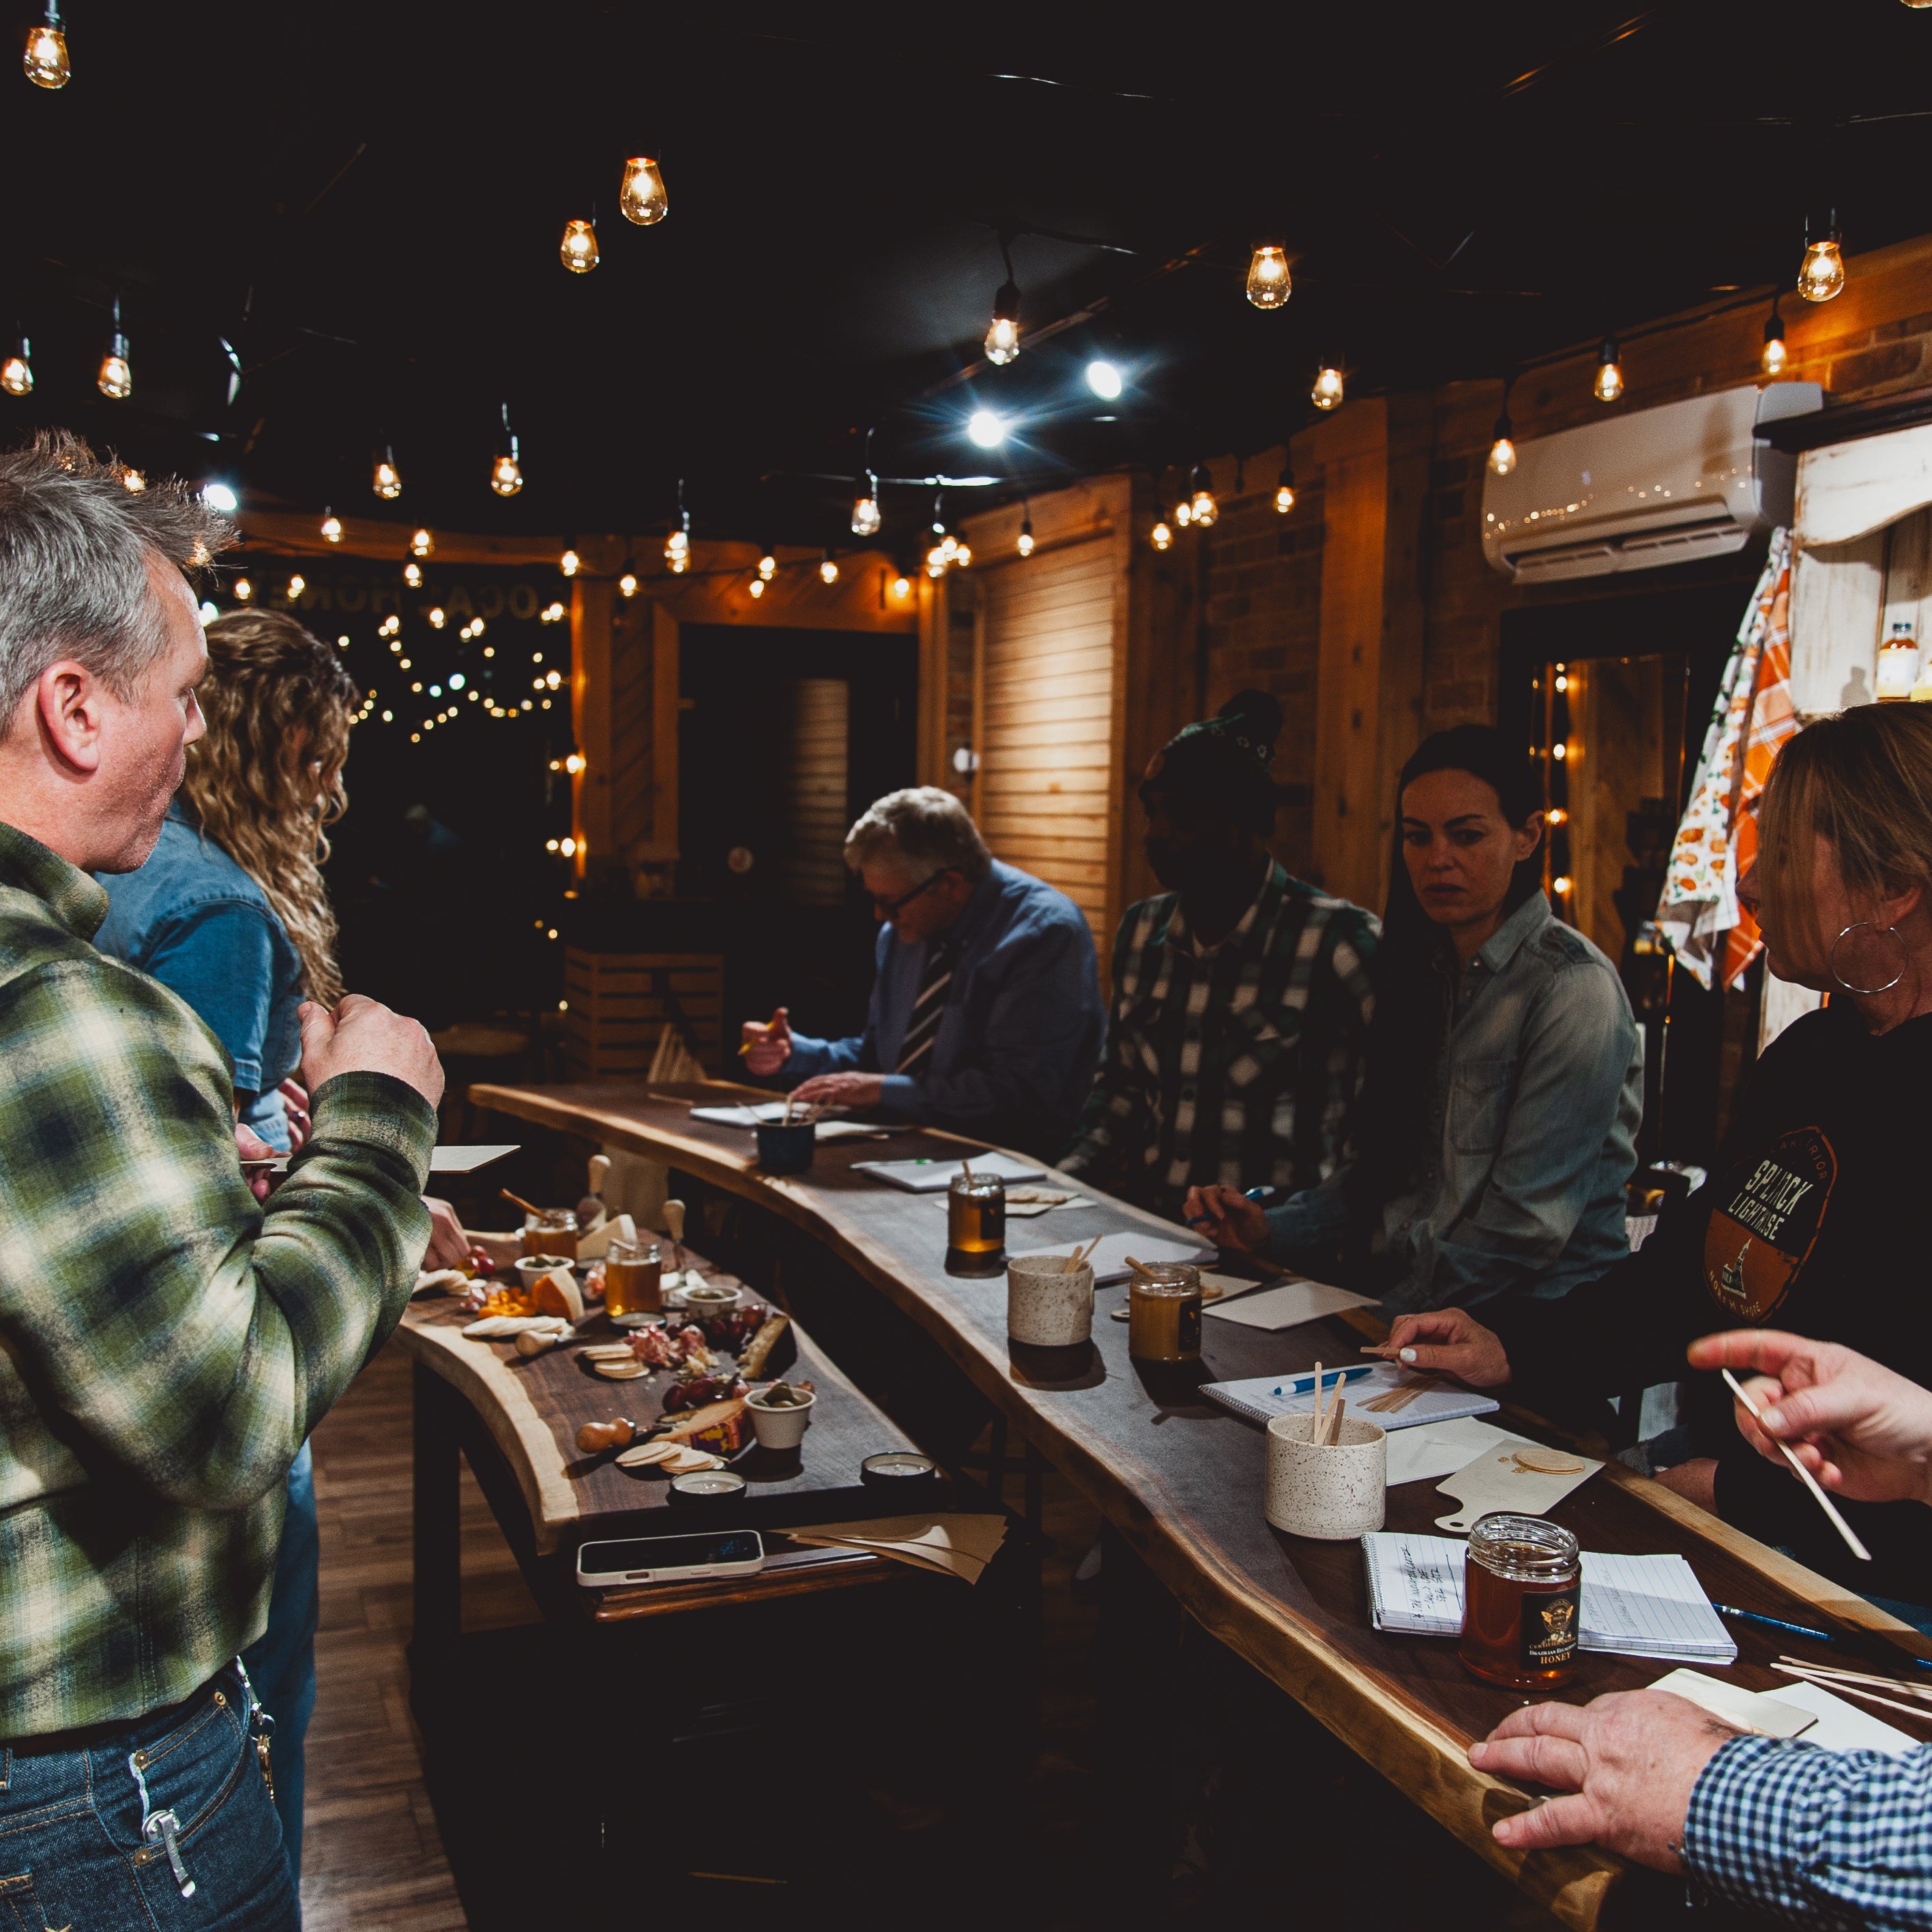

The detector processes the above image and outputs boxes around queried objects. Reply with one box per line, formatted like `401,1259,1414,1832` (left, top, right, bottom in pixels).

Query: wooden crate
560,950,726,1081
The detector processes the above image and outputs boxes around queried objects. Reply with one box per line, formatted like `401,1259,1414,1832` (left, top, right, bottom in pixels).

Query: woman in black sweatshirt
1382,702,1932,1614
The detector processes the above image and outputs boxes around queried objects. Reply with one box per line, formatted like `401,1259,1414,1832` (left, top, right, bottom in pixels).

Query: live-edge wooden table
463,1079,1932,1930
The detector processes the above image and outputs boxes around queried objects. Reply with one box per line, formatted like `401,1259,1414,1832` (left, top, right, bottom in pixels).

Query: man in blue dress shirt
741,787,1104,1160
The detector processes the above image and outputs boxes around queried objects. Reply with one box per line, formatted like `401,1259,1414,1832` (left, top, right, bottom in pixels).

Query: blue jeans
0,1664,297,1929
241,1444,318,1888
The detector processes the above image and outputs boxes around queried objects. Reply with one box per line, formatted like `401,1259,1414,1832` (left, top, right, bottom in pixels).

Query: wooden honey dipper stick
501,1186,547,1218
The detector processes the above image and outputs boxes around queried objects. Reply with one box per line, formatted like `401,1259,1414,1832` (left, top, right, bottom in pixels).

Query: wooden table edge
465,1081,1898,1925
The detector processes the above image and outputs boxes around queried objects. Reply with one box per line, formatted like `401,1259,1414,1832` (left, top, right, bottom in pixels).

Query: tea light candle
668,1469,747,1504
862,1450,939,1487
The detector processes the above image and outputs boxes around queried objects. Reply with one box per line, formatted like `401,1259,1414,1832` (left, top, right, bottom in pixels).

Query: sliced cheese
529,1266,584,1321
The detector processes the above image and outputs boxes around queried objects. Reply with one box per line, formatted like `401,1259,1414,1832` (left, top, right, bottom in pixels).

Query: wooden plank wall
976,536,1119,945
778,677,851,905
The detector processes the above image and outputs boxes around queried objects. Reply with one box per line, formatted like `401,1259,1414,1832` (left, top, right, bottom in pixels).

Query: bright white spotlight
201,481,239,514
1086,360,1123,399
967,410,1007,448
449,672,466,690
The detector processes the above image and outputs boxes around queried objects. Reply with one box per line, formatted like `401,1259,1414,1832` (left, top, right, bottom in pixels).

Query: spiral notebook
1361,1533,1737,1664
1202,1363,1499,1433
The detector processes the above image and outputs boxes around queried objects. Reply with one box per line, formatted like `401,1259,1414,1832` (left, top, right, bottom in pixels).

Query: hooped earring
1828,920,1909,995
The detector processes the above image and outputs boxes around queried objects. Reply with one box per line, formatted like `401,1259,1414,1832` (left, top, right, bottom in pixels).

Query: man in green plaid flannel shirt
0,435,440,1926
1062,690,1377,1222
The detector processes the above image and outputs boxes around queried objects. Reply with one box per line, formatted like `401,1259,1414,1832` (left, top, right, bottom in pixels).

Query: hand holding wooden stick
1723,1368,1872,1562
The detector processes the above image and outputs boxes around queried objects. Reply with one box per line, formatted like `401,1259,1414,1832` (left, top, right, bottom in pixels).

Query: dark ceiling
8,0,1930,561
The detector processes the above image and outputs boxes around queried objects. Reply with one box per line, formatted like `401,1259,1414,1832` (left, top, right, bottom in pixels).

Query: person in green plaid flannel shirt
0,434,442,1929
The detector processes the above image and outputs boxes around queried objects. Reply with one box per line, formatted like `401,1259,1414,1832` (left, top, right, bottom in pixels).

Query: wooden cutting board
1433,1437,1603,1534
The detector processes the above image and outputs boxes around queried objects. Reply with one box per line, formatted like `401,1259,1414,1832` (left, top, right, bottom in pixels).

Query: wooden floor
302,1338,537,1931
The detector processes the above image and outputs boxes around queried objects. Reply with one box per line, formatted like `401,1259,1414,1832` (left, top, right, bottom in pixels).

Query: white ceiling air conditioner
1481,381,1821,584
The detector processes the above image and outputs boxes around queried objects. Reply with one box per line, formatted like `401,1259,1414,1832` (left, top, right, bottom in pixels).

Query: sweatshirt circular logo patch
1703,1126,1835,1323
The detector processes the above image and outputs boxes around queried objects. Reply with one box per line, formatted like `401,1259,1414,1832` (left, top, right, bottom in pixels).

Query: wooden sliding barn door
975,536,1119,947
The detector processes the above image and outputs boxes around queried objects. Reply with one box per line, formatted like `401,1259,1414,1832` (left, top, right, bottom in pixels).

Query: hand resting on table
1375,1306,1512,1389
1468,1690,1735,1873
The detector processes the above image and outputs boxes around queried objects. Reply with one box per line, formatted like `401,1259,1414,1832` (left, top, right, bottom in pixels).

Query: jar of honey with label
1458,1513,1580,1689
1128,1264,1203,1363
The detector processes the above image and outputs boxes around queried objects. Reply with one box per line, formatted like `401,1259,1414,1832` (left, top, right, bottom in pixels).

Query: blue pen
1274,1364,1375,1398
1714,1602,1932,1671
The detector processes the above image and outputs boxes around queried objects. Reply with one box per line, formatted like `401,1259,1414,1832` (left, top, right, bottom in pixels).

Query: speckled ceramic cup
1265,1411,1387,1539
1006,1255,1094,1347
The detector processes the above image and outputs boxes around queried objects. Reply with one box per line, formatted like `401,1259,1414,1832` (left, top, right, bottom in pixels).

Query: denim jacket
95,804,307,1152
1264,892,1642,1314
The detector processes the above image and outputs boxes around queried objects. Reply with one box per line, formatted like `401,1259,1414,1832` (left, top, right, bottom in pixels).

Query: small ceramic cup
677,1283,741,1326
1264,1412,1388,1540
516,1255,574,1293
746,1386,816,1450
1006,1255,1095,1347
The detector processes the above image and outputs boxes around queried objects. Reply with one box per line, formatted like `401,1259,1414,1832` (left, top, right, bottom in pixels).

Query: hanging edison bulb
851,471,881,536
1797,225,1846,304
491,404,523,497
1017,511,1035,558
748,575,765,599
1594,336,1624,402
404,561,423,588
984,280,1021,365
411,528,434,557
1274,460,1296,515
373,446,402,499
97,298,131,400
1150,521,1173,552
820,552,839,585
758,550,776,581
1188,463,1218,528
1489,409,1517,475
561,548,581,577
121,468,145,492
559,218,598,273
619,155,669,225
23,3,68,87
287,573,307,601
664,528,688,573
1245,244,1291,309
1,335,30,396
619,570,639,598
1311,361,1345,411
1761,299,1788,375
321,508,343,544
1173,497,1192,528
234,577,252,601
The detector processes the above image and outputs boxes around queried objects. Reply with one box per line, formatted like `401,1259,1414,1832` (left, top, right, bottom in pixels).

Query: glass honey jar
1128,1263,1203,1363
520,1209,579,1263
1458,1513,1580,1689
945,1171,1006,1275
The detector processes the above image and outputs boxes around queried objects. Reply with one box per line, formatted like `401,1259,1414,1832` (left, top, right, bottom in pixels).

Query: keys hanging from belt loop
127,1751,196,1899
231,1655,276,1801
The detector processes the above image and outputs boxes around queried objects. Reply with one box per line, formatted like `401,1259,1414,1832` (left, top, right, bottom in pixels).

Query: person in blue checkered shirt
1471,1330,1932,1926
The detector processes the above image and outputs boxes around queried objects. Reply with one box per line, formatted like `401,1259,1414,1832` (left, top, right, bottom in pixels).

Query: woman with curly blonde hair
96,604,467,1897
101,608,353,1149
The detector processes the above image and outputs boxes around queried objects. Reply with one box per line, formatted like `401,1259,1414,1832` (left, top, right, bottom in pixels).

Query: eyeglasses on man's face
869,868,956,916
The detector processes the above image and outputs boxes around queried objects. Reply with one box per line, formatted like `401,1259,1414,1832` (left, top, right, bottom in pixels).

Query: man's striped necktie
896,937,958,1075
